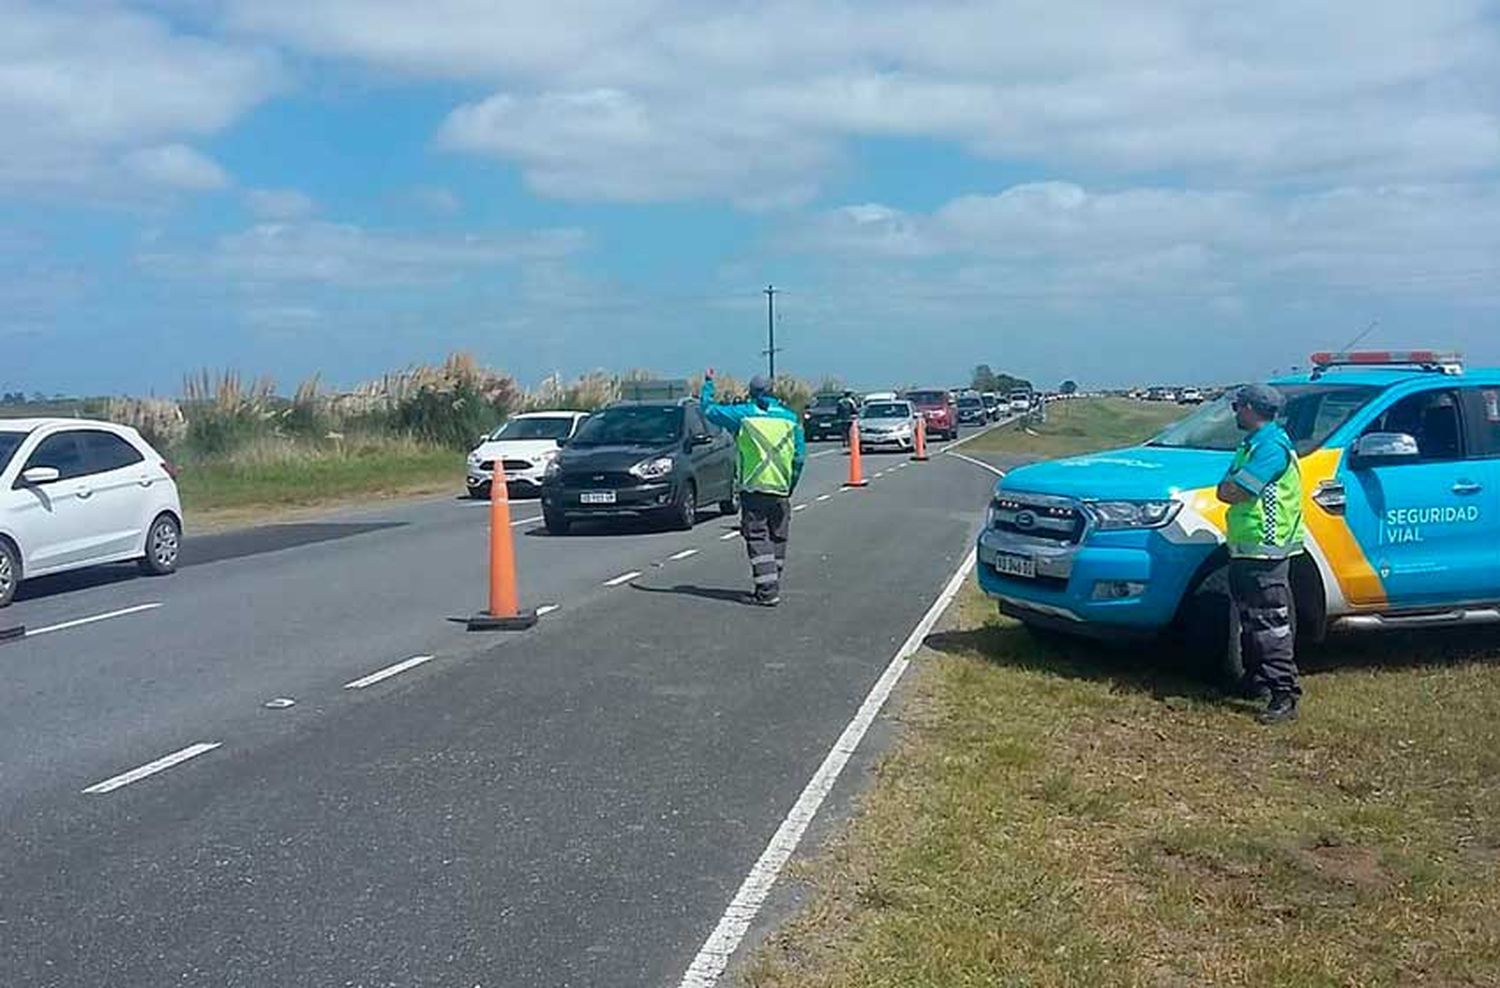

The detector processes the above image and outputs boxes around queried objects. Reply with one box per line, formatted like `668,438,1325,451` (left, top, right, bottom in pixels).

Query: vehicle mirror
690,434,715,448
21,466,61,485
555,437,570,448
1351,432,1419,465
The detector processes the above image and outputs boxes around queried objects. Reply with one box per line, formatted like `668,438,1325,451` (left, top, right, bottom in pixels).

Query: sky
3,0,1499,397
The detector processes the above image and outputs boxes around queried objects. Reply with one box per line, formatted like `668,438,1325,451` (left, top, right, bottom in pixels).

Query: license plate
993,551,1036,579
580,491,616,505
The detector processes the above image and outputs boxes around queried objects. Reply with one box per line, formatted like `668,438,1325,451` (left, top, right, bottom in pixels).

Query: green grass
744,396,1500,988
969,399,1189,458
176,444,462,523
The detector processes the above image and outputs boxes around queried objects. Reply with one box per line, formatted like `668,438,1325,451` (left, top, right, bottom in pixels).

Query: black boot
1258,692,1299,724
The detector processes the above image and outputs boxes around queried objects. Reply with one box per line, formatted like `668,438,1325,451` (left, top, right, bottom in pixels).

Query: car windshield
862,402,910,419
570,406,683,446
491,417,576,441
810,394,842,409
0,431,24,473
1148,384,1379,454
958,397,983,408
907,391,946,405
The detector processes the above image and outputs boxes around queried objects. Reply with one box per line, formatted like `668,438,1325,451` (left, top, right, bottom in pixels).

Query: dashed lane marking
82,742,223,795
343,654,435,690
668,549,700,561
604,571,642,587
25,603,163,638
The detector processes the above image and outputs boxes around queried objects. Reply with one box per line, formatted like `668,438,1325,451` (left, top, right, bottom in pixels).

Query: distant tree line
971,364,1033,395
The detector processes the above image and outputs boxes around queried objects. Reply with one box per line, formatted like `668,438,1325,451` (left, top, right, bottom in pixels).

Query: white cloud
228,0,1500,203
137,221,589,287
410,185,462,215
0,0,280,194
123,144,232,190
245,187,317,219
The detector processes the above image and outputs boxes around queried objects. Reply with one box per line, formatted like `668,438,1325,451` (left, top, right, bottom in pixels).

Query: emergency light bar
1309,350,1464,378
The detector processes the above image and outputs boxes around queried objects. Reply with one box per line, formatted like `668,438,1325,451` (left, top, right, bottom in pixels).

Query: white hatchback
466,411,590,498
0,419,183,608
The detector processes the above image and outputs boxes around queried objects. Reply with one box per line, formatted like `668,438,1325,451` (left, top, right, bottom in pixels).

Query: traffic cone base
467,610,539,631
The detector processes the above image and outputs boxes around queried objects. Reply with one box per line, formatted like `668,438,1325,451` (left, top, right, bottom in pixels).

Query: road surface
0,431,1005,987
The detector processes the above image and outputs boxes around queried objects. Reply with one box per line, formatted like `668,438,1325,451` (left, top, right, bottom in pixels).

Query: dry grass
969,399,1189,459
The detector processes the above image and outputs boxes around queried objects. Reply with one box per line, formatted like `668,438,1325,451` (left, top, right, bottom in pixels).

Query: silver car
857,400,917,452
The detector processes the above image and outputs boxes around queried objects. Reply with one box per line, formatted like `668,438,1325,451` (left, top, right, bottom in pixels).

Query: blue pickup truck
977,351,1500,666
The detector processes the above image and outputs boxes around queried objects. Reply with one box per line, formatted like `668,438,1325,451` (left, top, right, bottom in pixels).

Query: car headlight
544,458,562,479
1086,500,1182,530
467,451,482,466
629,456,675,480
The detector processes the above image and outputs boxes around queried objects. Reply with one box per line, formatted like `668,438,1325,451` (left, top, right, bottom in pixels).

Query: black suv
803,392,850,442
540,400,738,534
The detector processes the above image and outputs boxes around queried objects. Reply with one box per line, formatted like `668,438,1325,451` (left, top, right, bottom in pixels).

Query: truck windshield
571,406,683,446
1148,384,1379,454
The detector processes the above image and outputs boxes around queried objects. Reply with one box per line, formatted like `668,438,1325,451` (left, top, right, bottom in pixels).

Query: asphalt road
0,428,1005,987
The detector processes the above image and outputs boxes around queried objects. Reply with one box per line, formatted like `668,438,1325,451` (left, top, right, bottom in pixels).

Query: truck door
1337,386,1498,608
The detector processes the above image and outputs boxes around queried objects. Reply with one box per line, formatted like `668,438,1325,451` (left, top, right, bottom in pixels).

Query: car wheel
672,481,698,531
719,488,739,517
468,484,490,500
543,509,571,536
1173,565,1243,685
0,538,19,608
138,513,181,576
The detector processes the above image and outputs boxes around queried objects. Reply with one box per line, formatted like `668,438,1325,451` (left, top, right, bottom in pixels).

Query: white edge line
720,531,741,541
677,550,978,988
604,571,642,587
27,602,163,638
342,654,435,690
536,604,561,617
945,450,1007,477
669,549,700,561
82,741,222,795
792,504,808,513
511,514,542,528
816,494,832,502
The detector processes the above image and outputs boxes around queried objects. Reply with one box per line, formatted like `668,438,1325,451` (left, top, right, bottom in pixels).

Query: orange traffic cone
467,460,540,630
912,415,930,461
845,422,870,488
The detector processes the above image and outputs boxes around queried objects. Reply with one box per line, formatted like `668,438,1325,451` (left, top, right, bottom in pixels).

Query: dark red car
905,389,958,441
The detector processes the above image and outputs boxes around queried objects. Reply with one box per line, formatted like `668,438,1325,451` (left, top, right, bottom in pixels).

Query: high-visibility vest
1226,429,1305,559
737,415,797,496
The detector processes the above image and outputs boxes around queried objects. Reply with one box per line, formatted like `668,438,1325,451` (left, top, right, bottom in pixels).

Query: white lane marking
677,551,978,988
896,462,909,470
669,549,700,561
945,450,1007,477
720,531,741,541
808,449,841,460
604,571,642,587
342,654,435,690
816,494,832,502
82,742,222,795
793,504,808,513
512,515,542,528
874,471,886,479
537,604,561,617
26,603,163,638
939,416,1013,455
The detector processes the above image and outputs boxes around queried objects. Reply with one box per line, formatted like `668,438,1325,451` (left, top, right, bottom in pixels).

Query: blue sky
3,0,1499,397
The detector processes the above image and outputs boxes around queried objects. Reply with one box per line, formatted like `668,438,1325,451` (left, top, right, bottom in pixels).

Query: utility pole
763,284,780,380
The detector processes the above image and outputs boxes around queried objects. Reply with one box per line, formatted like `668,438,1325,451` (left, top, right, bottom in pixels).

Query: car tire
719,489,739,517
468,484,490,500
0,538,19,609
138,513,181,577
1174,565,1243,685
543,509,571,536
671,481,698,531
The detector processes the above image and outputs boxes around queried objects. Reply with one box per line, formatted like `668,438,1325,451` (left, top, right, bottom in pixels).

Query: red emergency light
1309,350,1463,377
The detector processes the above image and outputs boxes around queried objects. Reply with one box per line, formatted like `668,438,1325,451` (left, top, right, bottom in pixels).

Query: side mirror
1351,432,1419,465
690,434,715,448
21,466,61,486
555,437,570,448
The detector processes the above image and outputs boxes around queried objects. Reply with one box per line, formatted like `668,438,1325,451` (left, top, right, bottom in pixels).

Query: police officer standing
700,370,807,607
1216,384,1304,723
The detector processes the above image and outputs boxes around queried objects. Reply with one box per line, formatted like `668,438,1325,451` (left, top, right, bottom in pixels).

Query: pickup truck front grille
990,494,1085,544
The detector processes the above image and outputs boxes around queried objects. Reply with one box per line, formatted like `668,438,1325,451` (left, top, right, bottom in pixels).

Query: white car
466,411,589,499
0,419,183,608
863,391,898,404
1008,391,1033,412
857,400,918,452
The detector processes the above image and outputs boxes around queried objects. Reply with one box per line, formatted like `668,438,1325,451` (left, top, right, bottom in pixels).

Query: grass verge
969,399,1188,458
745,592,1500,987
176,444,462,530
745,396,1500,988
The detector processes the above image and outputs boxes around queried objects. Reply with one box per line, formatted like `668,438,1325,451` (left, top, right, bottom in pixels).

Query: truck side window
1461,388,1500,458
1364,389,1465,462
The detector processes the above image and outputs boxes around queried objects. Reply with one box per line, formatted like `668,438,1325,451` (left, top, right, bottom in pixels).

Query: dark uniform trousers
741,492,791,598
1229,557,1301,697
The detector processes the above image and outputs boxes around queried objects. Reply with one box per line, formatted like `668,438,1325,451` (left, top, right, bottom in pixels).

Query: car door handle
73,485,93,499
1452,480,1484,495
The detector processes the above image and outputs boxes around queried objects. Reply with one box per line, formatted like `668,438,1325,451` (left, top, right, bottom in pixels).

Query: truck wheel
1174,565,1244,685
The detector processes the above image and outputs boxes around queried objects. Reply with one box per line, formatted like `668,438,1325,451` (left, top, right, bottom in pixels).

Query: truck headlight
1087,500,1182,530
630,456,675,480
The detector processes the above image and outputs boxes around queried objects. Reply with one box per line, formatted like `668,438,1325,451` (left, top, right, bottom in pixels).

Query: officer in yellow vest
701,370,807,607
1216,384,1304,724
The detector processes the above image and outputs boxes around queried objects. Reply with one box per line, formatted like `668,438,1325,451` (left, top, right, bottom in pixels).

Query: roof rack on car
1308,350,1464,379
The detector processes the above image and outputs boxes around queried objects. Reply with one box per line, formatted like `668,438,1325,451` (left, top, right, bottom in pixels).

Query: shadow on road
630,583,755,606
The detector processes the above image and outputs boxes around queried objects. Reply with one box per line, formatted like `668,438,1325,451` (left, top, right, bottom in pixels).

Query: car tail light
160,459,179,479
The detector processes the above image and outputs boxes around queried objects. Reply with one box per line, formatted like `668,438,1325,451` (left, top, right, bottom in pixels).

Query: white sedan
857,400,918,452
466,411,590,499
0,419,183,608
